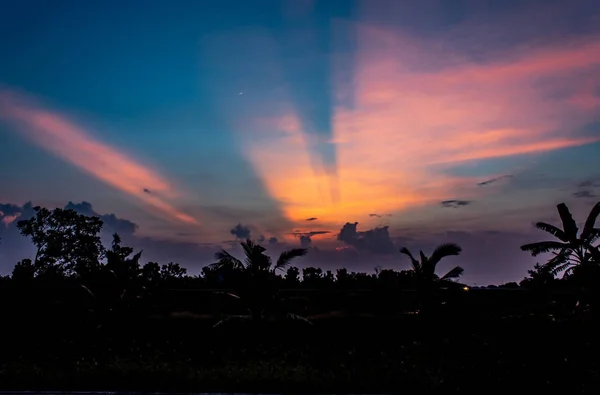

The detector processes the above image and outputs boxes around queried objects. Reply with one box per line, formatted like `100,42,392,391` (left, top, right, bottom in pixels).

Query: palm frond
79,284,96,299
213,314,251,328
429,243,462,266
440,265,464,280
520,241,570,256
275,248,308,271
213,249,244,270
212,291,242,300
534,222,568,242
589,245,600,263
557,203,578,242
544,251,570,275
286,313,313,325
400,247,420,272
582,202,600,241
550,261,574,276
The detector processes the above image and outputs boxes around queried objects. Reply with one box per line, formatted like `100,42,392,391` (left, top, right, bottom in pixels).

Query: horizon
1,0,600,285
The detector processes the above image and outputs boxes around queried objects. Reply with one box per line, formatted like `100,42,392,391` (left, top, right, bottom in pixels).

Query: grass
1,312,600,393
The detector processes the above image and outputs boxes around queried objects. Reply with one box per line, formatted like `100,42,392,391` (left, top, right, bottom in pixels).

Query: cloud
268,236,278,245
305,217,318,221
477,175,514,186
337,222,396,254
291,230,331,237
64,201,138,237
573,190,597,199
440,200,472,209
299,235,312,248
229,223,252,240
229,12,600,230
0,89,198,225
369,213,392,218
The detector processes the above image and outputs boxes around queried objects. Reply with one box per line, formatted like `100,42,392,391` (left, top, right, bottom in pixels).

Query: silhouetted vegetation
0,202,599,392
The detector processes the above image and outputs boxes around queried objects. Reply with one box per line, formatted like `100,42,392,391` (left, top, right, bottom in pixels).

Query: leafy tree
284,266,300,286
519,263,556,289
142,262,161,285
160,262,187,280
105,233,142,283
302,267,323,287
520,202,600,277
11,259,35,283
16,206,104,279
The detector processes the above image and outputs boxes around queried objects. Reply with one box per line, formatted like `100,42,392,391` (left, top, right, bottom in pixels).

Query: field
1,286,599,393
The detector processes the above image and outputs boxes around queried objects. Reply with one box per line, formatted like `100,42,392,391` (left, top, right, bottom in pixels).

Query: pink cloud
0,89,199,226
1,213,21,228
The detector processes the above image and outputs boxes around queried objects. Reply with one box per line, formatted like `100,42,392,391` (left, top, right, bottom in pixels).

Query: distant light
463,286,470,291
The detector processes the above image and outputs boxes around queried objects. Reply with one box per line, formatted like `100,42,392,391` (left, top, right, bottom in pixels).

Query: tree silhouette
520,202,600,276
16,206,104,279
209,238,307,275
400,243,464,283
208,239,308,324
400,243,463,313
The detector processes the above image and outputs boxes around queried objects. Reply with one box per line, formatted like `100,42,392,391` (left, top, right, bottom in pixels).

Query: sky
1,0,600,285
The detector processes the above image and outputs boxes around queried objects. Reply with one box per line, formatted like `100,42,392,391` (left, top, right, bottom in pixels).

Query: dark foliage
1,201,600,392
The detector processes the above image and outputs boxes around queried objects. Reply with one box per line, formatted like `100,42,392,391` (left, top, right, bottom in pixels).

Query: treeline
0,202,599,320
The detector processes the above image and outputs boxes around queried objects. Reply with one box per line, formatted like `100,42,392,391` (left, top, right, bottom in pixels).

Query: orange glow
239,23,600,229
0,90,199,226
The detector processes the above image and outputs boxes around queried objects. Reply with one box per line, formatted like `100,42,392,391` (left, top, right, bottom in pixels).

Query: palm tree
208,238,307,276
400,243,464,313
400,243,464,283
207,239,308,325
520,202,600,277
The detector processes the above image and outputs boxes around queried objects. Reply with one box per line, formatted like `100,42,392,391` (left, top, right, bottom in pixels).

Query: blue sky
1,0,599,284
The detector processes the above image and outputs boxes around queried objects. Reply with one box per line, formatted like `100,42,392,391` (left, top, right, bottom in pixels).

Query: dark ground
1,287,599,393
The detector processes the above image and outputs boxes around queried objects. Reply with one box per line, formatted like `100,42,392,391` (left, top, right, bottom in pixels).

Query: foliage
399,243,464,284
520,202,600,277
16,206,105,279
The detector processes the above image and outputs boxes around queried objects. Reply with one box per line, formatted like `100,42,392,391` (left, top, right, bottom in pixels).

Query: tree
399,243,464,284
16,206,104,279
520,202,600,277
105,233,142,283
399,243,463,313
284,266,300,286
208,239,308,323
11,259,35,283
209,239,307,276
160,262,187,281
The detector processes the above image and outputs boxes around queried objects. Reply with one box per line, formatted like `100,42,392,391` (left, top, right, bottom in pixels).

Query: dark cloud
229,223,251,240
299,235,312,248
143,188,151,194
369,213,392,218
577,178,600,188
290,230,331,249
268,236,278,245
440,200,471,208
573,190,597,199
64,201,138,237
337,222,396,254
305,217,318,221
477,174,513,186
291,230,330,236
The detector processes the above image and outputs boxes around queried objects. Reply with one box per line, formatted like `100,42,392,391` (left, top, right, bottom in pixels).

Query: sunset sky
1,0,599,285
